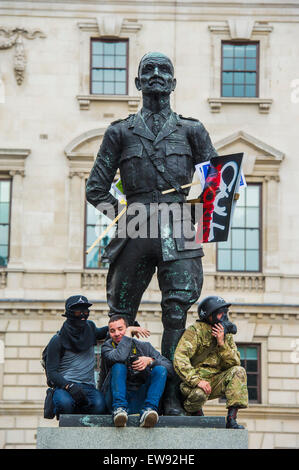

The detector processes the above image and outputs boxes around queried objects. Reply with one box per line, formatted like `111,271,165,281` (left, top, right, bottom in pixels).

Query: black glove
66,383,88,406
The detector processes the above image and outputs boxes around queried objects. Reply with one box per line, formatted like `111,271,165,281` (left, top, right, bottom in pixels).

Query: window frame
236,342,261,404
90,38,129,96
221,41,260,98
216,182,263,273
0,178,12,267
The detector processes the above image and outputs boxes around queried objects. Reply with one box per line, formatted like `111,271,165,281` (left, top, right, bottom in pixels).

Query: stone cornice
0,148,30,174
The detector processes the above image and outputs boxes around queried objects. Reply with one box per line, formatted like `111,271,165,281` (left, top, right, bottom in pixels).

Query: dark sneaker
139,409,159,428
113,408,128,427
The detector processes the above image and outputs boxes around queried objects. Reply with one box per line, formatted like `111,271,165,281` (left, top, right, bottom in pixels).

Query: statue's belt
126,191,186,205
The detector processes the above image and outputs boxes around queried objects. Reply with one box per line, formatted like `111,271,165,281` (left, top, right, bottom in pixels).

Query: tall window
85,200,115,269
217,184,262,272
237,343,261,403
0,180,11,266
90,39,128,95
221,42,259,97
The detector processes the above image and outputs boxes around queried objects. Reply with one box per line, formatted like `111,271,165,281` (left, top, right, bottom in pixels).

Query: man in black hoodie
46,295,108,416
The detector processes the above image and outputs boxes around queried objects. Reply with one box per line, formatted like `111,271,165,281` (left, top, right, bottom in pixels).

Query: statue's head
135,52,176,96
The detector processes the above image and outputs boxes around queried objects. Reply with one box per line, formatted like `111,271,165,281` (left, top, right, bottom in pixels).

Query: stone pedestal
36,415,248,449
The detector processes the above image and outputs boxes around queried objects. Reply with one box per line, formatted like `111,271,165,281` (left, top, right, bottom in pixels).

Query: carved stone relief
0,27,46,85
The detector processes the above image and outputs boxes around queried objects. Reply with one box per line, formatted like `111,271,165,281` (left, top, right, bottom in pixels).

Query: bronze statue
86,52,218,415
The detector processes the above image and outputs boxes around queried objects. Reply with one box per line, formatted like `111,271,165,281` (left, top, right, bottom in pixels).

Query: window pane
115,82,126,94
115,55,126,68
0,225,8,244
245,85,256,97
223,58,233,70
103,42,115,55
103,82,114,94
246,229,259,249
247,374,257,387
247,360,258,372
223,44,234,57
115,42,126,55
92,69,103,81
86,249,100,269
0,182,10,203
246,45,257,58
92,55,103,68
235,58,244,70
222,84,233,96
92,41,103,54
232,229,245,249
234,85,244,97
232,250,245,270
246,250,259,271
104,55,114,67
86,203,99,225
104,69,114,81
238,346,245,359
91,82,103,94
0,244,8,259
246,72,256,85
232,207,245,227
235,45,245,57
218,250,231,270
223,72,233,84
115,69,126,82
246,207,259,227
245,59,256,71
246,347,258,360
248,388,258,401
234,72,245,84
246,185,259,206
238,189,245,206
0,202,9,223
86,225,97,246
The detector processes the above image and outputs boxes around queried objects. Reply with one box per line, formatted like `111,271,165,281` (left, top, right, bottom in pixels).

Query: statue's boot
226,407,245,429
161,328,186,416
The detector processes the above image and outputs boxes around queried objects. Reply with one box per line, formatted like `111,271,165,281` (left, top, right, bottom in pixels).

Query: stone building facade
0,0,298,449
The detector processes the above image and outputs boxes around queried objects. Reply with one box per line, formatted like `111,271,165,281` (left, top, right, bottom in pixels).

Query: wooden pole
161,181,201,194
85,206,127,255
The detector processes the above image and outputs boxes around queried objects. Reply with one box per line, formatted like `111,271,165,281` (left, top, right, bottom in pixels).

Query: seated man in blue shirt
46,295,108,417
100,314,175,428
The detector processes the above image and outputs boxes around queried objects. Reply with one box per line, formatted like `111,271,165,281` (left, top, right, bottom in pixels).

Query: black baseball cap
65,295,93,311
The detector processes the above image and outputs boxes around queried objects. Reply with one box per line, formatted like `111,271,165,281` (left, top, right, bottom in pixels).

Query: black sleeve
46,335,68,389
86,124,122,220
101,336,133,366
95,325,109,341
189,121,218,165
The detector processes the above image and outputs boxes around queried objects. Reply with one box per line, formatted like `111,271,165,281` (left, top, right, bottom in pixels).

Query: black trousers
106,236,203,359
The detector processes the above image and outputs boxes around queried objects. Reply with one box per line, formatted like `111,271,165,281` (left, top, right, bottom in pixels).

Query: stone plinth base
37,415,248,449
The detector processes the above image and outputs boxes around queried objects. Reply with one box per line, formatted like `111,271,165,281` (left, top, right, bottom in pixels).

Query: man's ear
171,78,177,92
135,76,141,91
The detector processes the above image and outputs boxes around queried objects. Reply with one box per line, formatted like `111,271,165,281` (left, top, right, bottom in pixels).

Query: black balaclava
206,306,237,335
60,295,95,352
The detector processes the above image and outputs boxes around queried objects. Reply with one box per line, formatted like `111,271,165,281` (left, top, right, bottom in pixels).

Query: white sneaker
139,409,159,428
113,408,128,427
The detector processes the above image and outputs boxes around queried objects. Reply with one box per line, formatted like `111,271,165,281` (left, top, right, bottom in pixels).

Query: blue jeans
105,363,168,414
53,383,106,416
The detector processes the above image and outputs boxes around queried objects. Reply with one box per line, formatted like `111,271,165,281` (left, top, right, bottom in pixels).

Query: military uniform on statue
86,52,218,415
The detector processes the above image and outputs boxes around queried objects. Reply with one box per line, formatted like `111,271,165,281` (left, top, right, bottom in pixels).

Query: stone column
264,176,281,296
6,170,25,295
65,171,85,290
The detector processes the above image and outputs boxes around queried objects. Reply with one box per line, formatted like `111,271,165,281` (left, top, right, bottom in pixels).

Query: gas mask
208,307,237,335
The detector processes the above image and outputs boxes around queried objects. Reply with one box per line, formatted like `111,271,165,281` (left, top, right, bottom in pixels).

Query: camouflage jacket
173,321,240,387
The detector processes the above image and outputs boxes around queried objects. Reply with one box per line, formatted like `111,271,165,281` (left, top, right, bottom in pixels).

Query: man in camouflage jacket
173,297,248,428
